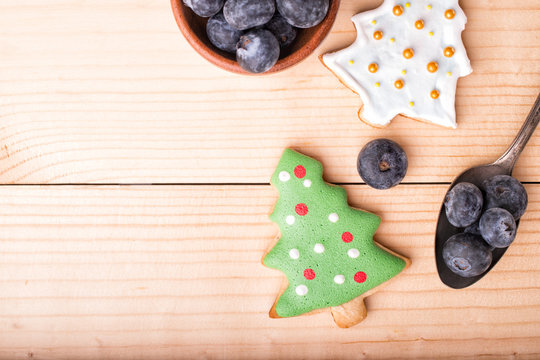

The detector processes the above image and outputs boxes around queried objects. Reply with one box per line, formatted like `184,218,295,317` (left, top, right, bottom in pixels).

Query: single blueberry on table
357,139,408,190
442,233,492,278
276,0,329,28
265,14,297,48
207,12,244,53
444,182,483,228
223,0,275,30
479,207,517,248
236,29,280,73
482,175,528,220
183,0,224,18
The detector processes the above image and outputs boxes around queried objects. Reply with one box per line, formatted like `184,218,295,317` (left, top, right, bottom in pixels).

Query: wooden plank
0,184,539,358
0,0,539,183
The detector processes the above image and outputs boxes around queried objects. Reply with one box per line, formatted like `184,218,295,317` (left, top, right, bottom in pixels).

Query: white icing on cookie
289,248,300,259
303,179,312,188
328,213,339,223
314,243,325,253
334,274,345,284
322,0,472,128
286,215,295,225
296,284,308,296
348,248,360,258
279,171,290,182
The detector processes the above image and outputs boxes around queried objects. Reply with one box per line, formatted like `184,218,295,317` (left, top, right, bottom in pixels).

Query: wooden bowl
171,0,340,75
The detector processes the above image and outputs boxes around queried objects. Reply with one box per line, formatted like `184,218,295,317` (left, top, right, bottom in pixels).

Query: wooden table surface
1,0,539,358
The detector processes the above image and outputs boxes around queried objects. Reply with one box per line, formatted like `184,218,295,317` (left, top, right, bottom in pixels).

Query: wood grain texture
0,0,539,183
0,185,539,359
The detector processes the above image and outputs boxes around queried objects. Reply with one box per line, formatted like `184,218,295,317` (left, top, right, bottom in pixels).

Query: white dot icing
328,213,339,223
314,243,325,253
285,215,295,225
279,171,290,182
289,248,300,259
348,248,360,258
334,275,345,284
321,0,472,128
296,285,308,296
303,179,312,188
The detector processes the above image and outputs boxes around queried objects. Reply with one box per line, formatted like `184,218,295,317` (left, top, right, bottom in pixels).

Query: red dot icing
342,232,353,243
294,165,306,178
354,271,367,283
304,269,315,280
295,203,308,216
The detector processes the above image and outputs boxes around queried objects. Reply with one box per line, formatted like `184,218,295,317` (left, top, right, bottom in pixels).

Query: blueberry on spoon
444,182,483,228
442,233,492,278
479,208,517,248
482,174,528,220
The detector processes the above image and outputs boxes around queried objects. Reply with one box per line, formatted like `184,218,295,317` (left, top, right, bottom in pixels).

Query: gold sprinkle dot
402,69,407,75
393,5,404,16
368,63,378,73
444,46,455,57
405,2,410,7
428,31,434,36
394,80,404,89
371,20,377,25
375,82,380,87
415,20,425,30
403,48,414,59
427,4,432,10
390,38,395,43
348,60,354,65
373,31,383,40
427,61,438,73
431,90,440,99
447,72,452,77
445,9,455,19
409,101,415,107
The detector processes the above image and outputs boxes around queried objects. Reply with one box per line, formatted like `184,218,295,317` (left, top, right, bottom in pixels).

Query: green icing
264,149,406,318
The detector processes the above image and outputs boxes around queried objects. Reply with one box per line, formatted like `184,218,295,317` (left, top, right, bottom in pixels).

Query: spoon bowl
435,93,540,289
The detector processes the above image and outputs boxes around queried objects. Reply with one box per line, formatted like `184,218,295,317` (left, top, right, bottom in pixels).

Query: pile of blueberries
442,175,528,278
183,0,330,73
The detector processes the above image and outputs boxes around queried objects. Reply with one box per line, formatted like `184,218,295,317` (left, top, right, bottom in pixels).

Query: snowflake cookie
263,149,410,327
321,0,472,128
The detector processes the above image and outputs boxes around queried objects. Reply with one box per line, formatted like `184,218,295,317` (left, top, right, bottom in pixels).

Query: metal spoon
435,92,540,289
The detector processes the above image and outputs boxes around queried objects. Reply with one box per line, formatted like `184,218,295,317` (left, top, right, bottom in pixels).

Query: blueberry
206,12,243,53
265,14,297,48
236,29,280,73
183,0,224,17
223,0,275,30
464,221,481,236
276,0,329,28
479,208,517,248
443,233,492,278
357,139,408,190
444,182,483,228
482,175,528,220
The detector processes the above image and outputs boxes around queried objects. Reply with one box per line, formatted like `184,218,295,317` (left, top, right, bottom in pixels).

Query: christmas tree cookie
321,0,472,128
263,149,410,327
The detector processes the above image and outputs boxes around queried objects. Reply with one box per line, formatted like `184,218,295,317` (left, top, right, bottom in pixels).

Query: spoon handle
495,92,540,172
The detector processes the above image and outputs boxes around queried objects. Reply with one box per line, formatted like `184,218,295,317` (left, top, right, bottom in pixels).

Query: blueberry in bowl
171,0,340,74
